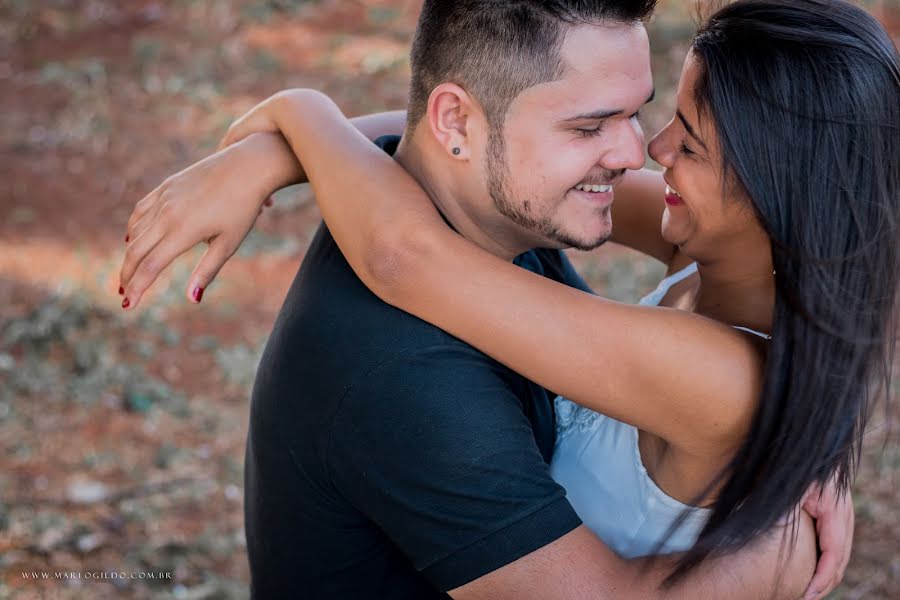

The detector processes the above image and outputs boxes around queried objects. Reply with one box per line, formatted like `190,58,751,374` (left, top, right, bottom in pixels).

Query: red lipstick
664,185,684,206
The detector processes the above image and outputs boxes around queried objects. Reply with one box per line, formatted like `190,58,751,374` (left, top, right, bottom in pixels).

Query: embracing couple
118,0,899,598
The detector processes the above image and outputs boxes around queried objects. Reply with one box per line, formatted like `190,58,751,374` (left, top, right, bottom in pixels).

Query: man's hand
119,132,301,309
801,479,854,600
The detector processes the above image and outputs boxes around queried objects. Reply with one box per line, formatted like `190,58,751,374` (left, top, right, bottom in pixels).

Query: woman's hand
118,87,405,311
119,132,302,310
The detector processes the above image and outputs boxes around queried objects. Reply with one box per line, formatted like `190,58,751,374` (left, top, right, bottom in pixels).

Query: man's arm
326,346,584,592
327,346,817,600
451,513,817,600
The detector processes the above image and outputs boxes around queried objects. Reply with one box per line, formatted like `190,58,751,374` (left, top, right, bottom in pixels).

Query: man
119,1,851,598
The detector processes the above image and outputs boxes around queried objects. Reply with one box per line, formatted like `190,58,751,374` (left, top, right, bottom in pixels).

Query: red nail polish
192,286,204,303
125,235,129,243
118,286,124,296
122,298,130,309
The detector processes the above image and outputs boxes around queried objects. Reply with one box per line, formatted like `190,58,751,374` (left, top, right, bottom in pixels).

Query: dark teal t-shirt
244,136,592,599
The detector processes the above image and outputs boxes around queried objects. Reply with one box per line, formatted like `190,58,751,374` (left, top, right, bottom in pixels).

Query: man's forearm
632,516,816,600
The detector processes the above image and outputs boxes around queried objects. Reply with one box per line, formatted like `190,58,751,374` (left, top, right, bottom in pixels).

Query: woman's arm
258,89,762,456
357,114,675,265
349,110,407,145
119,110,406,308
120,94,673,307
221,102,674,264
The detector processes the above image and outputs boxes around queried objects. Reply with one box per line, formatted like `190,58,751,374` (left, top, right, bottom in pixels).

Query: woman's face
648,51,765,261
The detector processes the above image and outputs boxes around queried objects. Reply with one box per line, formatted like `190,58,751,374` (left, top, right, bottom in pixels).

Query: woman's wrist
232,132,306,196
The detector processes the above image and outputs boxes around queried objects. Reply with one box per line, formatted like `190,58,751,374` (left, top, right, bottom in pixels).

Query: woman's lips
664,184,684,206
665,192,683,206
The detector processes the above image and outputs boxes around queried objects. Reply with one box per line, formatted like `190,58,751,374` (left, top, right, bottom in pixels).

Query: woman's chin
660,215,690,248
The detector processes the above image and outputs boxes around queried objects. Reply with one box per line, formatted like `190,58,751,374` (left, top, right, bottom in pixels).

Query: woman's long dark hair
669,0,900,582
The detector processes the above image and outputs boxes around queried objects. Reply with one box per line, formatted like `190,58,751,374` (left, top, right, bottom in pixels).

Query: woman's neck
692,251,776,337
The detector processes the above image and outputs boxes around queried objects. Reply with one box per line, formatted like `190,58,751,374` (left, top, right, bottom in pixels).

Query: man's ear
426,83,480,160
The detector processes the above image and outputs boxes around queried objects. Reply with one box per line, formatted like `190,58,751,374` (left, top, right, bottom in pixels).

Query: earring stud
452,147,461,155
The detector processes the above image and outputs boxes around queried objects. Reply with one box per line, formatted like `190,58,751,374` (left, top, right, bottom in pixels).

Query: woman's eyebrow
677,109,708,151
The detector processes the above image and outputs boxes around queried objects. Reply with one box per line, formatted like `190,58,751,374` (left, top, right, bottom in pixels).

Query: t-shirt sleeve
325,344,581,591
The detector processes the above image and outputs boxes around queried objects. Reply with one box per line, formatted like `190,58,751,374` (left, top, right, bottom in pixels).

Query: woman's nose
648,124,674,168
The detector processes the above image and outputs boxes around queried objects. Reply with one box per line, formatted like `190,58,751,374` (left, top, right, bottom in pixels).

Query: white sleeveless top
549,262,769,558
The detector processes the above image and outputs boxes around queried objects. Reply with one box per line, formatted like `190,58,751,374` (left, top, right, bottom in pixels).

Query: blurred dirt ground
1,1,898,598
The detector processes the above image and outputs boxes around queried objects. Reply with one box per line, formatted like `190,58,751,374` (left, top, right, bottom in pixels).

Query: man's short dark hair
407,0,657,131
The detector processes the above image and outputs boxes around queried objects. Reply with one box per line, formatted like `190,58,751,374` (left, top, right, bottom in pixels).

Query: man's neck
394,134,530,262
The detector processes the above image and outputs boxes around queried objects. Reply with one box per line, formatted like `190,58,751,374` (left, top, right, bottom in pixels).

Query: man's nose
601,118,646,171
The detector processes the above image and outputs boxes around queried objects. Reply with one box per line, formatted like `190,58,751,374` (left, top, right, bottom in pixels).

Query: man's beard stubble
484,128,611,252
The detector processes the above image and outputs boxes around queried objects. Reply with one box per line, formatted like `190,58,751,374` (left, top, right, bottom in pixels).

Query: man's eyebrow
562,88,656,123
677,109,708,151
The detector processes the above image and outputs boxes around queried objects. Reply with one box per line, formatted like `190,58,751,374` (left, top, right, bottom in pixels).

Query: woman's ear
426,83,476,159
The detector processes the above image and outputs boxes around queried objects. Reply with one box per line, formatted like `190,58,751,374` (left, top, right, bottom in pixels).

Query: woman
123,0,897,586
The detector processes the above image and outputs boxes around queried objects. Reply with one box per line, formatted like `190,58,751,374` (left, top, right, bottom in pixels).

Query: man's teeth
575,184,613,193
665,185,683,199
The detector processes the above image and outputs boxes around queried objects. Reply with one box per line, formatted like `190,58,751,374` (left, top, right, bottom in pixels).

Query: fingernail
191,286,204,303
118,286,124,296
122,298,130,309
125,234,129,243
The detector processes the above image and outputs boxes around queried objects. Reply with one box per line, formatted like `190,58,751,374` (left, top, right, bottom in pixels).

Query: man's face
485,23,653,250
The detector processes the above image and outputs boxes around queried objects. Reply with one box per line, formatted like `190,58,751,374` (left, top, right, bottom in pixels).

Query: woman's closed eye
679,141,696,156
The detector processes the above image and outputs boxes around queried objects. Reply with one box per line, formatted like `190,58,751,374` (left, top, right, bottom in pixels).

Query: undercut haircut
407,0,658,131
